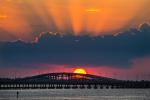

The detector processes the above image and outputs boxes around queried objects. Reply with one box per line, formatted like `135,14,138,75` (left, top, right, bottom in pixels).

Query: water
0,89,150,100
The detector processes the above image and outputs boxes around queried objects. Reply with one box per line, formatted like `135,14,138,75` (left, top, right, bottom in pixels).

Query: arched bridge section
22,72,116,83
0,73,150,89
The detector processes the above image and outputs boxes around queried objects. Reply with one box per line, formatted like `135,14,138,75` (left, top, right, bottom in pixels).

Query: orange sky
0,0,150,41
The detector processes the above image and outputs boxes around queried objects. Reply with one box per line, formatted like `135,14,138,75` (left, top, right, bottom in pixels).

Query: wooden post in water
17,91,19,99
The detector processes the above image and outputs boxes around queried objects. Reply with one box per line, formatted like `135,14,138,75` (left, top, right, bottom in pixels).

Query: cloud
0,23,150,69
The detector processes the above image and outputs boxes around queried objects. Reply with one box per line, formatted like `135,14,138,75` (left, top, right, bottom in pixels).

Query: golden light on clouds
86,8,101,12
0,0,149,41
0,15,7,19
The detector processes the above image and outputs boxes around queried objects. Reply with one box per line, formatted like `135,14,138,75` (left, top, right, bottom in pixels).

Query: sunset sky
0,0,150,41
0,0,150,80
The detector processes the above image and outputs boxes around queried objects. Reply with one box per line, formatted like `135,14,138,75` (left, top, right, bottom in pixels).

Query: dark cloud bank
0,23,150,68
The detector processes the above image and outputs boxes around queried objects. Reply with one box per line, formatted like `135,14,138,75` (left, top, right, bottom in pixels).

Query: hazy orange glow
73,68,87,74
0,0,149,41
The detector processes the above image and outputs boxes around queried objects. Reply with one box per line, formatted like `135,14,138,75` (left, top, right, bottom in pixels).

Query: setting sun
73,68,87,74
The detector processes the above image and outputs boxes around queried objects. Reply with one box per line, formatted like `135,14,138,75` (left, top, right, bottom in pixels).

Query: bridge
0,73,150,89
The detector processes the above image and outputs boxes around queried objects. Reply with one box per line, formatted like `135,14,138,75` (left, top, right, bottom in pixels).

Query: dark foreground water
0,89,150,100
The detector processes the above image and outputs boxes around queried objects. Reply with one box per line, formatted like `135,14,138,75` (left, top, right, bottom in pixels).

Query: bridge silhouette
0,72,150,89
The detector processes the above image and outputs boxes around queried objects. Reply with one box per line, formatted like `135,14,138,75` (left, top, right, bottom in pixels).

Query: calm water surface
0,89,150,100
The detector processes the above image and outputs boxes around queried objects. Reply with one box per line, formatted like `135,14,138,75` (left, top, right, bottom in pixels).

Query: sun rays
0,0,149,41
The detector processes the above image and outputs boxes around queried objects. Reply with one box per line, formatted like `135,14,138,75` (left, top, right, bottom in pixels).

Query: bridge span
0,73,150,89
